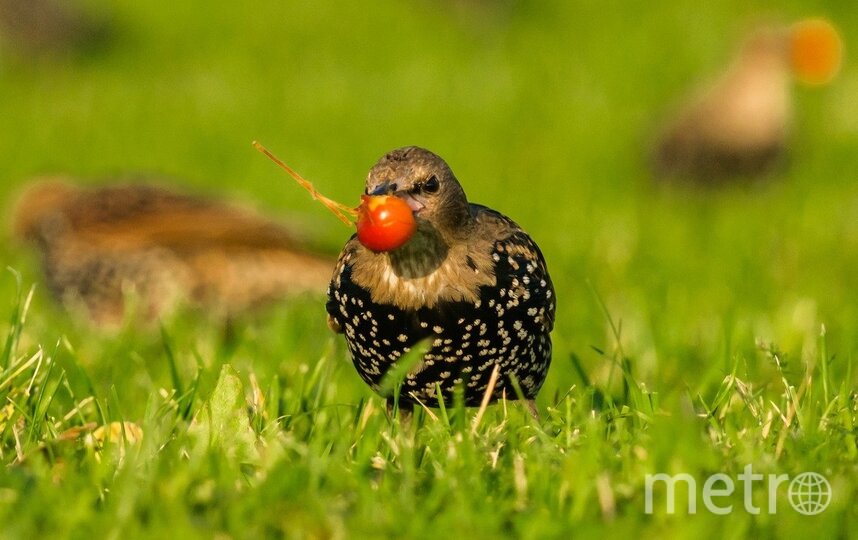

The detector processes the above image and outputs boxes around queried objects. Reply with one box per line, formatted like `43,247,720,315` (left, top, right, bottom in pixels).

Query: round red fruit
356,195,416,252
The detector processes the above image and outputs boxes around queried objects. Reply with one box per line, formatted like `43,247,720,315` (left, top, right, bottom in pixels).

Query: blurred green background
1,1,857,536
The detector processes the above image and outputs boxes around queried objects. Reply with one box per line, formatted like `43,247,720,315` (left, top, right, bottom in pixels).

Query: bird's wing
471,204,555,332
325,234,360,334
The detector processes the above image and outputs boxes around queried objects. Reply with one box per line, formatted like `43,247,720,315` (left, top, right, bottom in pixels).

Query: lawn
1,1,858,538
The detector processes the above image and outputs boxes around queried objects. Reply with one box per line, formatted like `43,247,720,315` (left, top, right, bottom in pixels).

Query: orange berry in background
791,18,843,86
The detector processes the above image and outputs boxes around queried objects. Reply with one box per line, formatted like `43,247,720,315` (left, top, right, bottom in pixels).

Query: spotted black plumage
327,147,554,408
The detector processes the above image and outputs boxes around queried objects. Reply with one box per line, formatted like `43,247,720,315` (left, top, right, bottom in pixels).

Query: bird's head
364,147,472,240
738,20,843,86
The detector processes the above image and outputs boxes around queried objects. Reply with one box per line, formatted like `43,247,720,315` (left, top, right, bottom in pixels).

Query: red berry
356,195,416,252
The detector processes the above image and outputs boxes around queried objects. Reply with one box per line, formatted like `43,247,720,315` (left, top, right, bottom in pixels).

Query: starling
653,28,792,182
327,147,555,410
652,20,842,183
0,0,111,55
13,179,334,326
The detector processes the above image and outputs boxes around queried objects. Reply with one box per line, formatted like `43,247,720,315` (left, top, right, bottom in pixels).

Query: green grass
2,1,858,537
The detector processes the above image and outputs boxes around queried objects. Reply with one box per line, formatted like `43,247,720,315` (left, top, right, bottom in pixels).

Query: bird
652,19,842,183
12,178,334,326
0,0,111,55
326,147,555,412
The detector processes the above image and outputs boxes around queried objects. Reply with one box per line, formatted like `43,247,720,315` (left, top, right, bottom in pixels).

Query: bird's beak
368,183,425,213
392,190,425,213
369,183,395,196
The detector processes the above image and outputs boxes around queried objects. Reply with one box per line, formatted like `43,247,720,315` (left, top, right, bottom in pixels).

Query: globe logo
788,472,832,515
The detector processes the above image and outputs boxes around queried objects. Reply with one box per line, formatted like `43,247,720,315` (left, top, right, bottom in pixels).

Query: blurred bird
0,0,111,55
13,179,334,326
652,18,843,183
326,147,555,412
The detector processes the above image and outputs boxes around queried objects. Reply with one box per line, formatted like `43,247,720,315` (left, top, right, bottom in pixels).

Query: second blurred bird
12,180,334,327
652,18,843,183
0,0,111,55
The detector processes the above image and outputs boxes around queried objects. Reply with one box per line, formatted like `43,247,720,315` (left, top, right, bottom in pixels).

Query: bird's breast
345,241,497,311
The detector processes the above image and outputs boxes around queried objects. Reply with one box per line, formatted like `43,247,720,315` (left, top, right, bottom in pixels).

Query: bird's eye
423,175,439,193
